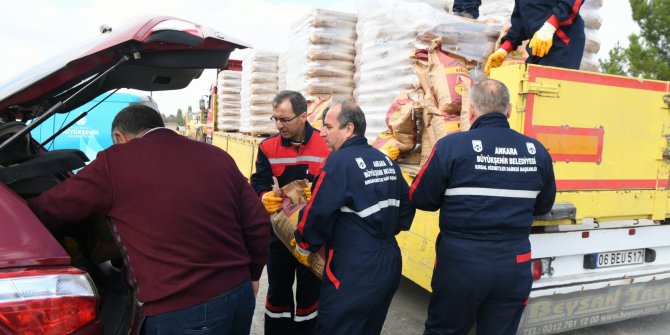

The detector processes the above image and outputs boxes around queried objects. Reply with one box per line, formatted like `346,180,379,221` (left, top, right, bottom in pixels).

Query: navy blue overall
502,0,585,69
251,123,329,335
295,135,416,335
410,113,556,335
452,0,482,18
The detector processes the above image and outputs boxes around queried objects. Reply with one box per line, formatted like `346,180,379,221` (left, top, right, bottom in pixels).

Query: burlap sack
385,92,418,152
427,38,474,115
420,90,460,161
411,48,431,96
306,97,332,130
459,82,472,131
420,105,437,167
270,180,325,279
372,130,403,153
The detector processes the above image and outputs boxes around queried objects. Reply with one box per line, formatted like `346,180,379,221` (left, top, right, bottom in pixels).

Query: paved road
251,270,670,334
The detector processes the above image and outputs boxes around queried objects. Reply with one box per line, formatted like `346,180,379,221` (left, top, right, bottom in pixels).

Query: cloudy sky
0,0,637,116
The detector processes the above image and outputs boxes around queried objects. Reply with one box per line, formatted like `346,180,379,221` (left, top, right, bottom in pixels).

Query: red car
0,16,247,335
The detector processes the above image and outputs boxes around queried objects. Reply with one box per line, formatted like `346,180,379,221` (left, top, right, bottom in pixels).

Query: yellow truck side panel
501,64,670,223
213,132,260,179
397,208,440,290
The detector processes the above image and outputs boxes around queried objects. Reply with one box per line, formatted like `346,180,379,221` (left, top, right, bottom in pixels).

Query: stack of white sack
240,50,279,135
479,0,514,23
285,9,358,102
580,0,603,72
354,0,500,141
481,0,602,73
217,70,242,132
278,51,288,91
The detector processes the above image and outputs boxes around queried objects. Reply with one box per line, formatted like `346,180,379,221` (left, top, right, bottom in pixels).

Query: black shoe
454,11,475,19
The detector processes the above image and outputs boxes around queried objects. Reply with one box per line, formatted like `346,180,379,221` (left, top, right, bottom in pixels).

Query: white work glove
529,21,557,57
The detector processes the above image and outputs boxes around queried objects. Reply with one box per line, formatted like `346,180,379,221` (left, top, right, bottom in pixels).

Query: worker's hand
484,48,508,76
384,146,401,160
290,238,311,267
303,187,312,202
529,21,557,57
251,281,259,298
262,191,283,214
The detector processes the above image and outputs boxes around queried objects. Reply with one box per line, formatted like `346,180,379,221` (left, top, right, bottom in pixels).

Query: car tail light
0,267,97,335
531,258,552,280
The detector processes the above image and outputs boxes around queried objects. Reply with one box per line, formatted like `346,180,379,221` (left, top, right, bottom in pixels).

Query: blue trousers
265,234,320,335
317,240,401,335
424,234,533,335
452,0,482,18
142,280,255,335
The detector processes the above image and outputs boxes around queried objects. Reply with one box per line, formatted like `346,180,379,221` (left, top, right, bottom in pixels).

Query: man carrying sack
251,90,330,335
294,102,416,334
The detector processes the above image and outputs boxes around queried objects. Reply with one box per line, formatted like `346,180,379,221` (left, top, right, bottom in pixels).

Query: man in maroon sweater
29,105,269,335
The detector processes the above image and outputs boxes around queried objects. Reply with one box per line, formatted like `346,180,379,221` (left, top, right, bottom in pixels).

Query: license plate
594,249,645,268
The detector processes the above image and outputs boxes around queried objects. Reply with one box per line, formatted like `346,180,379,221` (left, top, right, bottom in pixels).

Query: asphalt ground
250,269,670,335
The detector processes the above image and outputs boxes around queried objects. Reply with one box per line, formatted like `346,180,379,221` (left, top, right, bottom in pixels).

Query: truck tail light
531,258,552,280
0,267,97,335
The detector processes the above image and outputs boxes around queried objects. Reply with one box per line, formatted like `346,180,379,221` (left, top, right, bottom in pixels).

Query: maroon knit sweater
29,129,269,315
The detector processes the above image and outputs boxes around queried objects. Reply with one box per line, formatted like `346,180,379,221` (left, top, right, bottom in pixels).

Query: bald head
323,101,367,136
469,79,511,117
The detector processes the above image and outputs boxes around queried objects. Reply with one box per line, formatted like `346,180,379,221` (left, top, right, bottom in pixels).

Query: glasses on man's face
270,114,300,124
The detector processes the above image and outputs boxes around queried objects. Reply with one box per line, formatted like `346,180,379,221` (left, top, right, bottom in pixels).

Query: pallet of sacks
355,0,499,143
286,9,357,103
240,50,279,136
217,70,242,132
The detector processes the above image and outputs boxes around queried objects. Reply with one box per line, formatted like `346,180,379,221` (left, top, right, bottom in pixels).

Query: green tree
600,0,670,80
175,108,185,126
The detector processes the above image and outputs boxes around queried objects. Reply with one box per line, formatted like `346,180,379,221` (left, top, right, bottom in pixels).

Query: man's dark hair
272,90,307,115
112,104,165,135
324,101,366,136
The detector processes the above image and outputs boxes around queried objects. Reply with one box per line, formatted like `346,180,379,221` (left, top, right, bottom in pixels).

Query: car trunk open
0,16,248,335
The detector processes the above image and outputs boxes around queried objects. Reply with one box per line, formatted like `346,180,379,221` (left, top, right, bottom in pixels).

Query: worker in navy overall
293,102,416,334
410,79,556,335
452,0,482,19
485,0,585,75
251,90,329,335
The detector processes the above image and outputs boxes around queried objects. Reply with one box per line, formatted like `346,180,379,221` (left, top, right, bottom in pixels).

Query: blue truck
31,92,158,161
